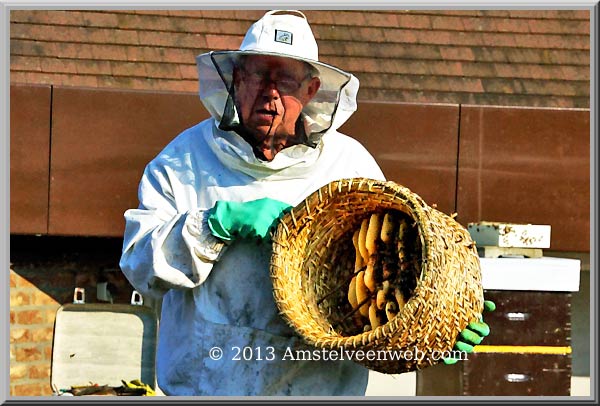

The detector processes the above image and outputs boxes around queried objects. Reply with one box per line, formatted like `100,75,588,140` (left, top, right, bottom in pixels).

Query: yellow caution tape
474,345,571,354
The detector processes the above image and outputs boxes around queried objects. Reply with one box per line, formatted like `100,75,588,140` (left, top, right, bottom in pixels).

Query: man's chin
252,126,277,139
259,149,277,161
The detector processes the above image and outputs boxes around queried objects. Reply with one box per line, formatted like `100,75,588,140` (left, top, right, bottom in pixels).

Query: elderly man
120,10,491,396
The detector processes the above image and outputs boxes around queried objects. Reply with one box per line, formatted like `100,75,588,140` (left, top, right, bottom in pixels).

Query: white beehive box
51,289,158,395
467,221,551,249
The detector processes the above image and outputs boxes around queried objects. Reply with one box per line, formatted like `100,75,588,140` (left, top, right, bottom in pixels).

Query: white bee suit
120,10,386,396
120,115,385,395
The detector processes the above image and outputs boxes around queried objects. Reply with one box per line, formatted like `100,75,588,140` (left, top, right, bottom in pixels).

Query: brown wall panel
15,85,587,247
457,106,590,252
341,102,460,215
10,84,51,234
49,87,210,237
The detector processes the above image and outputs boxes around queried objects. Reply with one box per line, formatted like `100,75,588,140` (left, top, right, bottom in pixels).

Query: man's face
233,55,320,161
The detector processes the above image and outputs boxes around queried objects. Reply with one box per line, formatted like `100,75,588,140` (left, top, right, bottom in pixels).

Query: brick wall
10,9,590,107
10,268,58,396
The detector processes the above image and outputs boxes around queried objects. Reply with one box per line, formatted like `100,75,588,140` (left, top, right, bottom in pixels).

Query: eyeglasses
239,68,310,95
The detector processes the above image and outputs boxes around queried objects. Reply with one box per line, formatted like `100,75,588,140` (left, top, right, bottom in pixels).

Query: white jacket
120,115,385,395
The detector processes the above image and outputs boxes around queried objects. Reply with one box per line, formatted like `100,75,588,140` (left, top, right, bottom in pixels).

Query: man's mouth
255,109,278,117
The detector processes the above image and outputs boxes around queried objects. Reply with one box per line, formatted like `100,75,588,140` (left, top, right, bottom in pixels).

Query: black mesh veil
196,50,359,146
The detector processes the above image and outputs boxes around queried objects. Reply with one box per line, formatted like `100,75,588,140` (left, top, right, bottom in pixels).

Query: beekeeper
120,10,491,396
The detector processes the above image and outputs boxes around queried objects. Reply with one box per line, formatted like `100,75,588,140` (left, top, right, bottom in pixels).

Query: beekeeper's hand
443,300,496,365
207,198,292,242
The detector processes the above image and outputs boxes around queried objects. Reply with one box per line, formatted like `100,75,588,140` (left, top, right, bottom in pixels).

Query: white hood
195,10,360,149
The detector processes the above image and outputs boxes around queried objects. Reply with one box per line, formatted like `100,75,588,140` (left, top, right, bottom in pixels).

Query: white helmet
195,10,360,146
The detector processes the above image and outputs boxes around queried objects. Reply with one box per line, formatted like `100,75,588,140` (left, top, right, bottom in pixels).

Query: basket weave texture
270,178,484,374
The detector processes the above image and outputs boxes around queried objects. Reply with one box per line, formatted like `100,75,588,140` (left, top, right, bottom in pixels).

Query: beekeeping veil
195,10,359,148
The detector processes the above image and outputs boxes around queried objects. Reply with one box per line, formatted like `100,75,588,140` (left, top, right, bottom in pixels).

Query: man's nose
261,80,280,100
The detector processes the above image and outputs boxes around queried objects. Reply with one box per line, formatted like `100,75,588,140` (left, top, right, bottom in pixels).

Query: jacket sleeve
119,160,226,299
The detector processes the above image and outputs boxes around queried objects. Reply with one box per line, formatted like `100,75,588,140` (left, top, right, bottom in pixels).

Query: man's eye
278,79,297,87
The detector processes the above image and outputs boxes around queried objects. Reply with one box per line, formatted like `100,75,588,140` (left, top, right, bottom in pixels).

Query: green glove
443,300,496,365
207,198,292,242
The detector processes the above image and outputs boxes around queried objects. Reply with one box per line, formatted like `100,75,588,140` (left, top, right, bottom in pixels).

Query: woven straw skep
270,178,484,374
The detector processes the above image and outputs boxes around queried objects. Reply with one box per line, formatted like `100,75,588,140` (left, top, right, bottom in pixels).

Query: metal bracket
130,290,144,306
73,287,85,304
